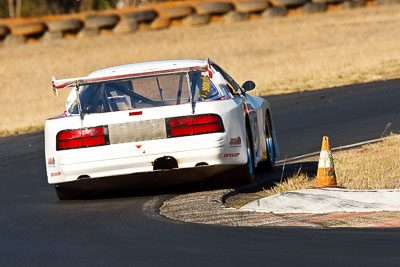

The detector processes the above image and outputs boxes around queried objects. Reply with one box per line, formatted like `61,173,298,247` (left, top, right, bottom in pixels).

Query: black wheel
258,115,276,171
236,130,255,185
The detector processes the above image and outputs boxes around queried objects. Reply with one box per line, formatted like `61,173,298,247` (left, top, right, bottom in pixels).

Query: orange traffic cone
310,136,344,189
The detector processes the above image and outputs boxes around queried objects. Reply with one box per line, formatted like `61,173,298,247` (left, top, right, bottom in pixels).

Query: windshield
68,72,222,114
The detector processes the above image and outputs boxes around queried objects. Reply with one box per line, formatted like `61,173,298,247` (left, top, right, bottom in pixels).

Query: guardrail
0,0,389,47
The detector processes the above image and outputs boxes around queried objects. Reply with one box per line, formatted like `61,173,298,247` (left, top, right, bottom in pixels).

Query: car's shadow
62,161,318,201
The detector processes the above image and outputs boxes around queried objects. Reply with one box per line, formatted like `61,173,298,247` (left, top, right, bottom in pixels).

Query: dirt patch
160,182,400,227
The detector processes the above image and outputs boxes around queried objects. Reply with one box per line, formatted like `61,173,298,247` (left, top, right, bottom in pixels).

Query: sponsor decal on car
199,75,211,98
224,153,240,158
262,150,268,160
229,136,241,147
107,96,127,103
48,157,55,167
51,172,61,177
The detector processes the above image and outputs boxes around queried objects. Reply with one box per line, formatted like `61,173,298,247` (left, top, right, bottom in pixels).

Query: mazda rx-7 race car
45,59,279,199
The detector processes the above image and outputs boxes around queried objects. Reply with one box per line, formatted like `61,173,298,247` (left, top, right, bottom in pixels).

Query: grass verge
263,134,400,196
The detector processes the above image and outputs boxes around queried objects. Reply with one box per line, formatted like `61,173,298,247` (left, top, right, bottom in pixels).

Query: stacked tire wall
0,0,392,47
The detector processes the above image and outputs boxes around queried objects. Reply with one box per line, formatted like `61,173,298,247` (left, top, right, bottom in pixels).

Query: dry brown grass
2,4,400,136
262,135,400,196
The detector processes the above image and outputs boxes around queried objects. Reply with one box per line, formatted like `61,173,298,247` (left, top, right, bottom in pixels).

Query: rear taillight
56,126,109,151
166,114,224,137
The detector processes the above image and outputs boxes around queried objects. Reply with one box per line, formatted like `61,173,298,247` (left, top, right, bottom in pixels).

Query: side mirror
242,81,256,92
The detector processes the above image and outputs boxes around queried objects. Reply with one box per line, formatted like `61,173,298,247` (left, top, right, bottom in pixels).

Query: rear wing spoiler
51,64,209,96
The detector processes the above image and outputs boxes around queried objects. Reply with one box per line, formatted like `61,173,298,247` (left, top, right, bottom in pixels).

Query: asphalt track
1,79,400,266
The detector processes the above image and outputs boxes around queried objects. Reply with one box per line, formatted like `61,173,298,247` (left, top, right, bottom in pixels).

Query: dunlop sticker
224,153,240,158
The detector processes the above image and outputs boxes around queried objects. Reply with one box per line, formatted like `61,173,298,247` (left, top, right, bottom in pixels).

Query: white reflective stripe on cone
318,150,334,168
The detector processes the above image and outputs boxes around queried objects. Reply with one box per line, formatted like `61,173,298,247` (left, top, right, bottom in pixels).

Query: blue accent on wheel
247,144,254,175
266,137,275,164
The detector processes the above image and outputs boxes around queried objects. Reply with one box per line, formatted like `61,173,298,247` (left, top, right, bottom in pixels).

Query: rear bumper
48,133,247,184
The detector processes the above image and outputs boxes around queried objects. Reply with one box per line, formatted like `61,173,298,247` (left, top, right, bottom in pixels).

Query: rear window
69,72,222,114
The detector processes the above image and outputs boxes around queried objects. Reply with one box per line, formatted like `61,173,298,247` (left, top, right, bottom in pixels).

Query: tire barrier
85,14,120,29
0,0,387,47
77,28,99,38
41,31,63,41
377,0,400,4
183,14,210,26
302,2,327,13
113,20,138,34
0,25,9,38
234,0,269,13
341,0,366,8
46,19,83,32
150,17,170,30
9,22,45,36
263,6,288,17
270,0,308,7
194,2,234,14
223,11,250,22
156,5,193,19
121,10,158,22
313,0,343,3
3,34,26,46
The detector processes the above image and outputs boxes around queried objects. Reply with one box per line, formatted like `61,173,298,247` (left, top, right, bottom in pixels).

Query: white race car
45,59,279,199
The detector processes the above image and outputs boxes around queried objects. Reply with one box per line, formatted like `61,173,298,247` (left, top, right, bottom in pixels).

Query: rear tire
237,130,255,185
258,115,275,171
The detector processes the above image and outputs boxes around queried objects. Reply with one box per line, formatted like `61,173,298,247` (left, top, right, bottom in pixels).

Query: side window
189,72,222,101
211,64,242,95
